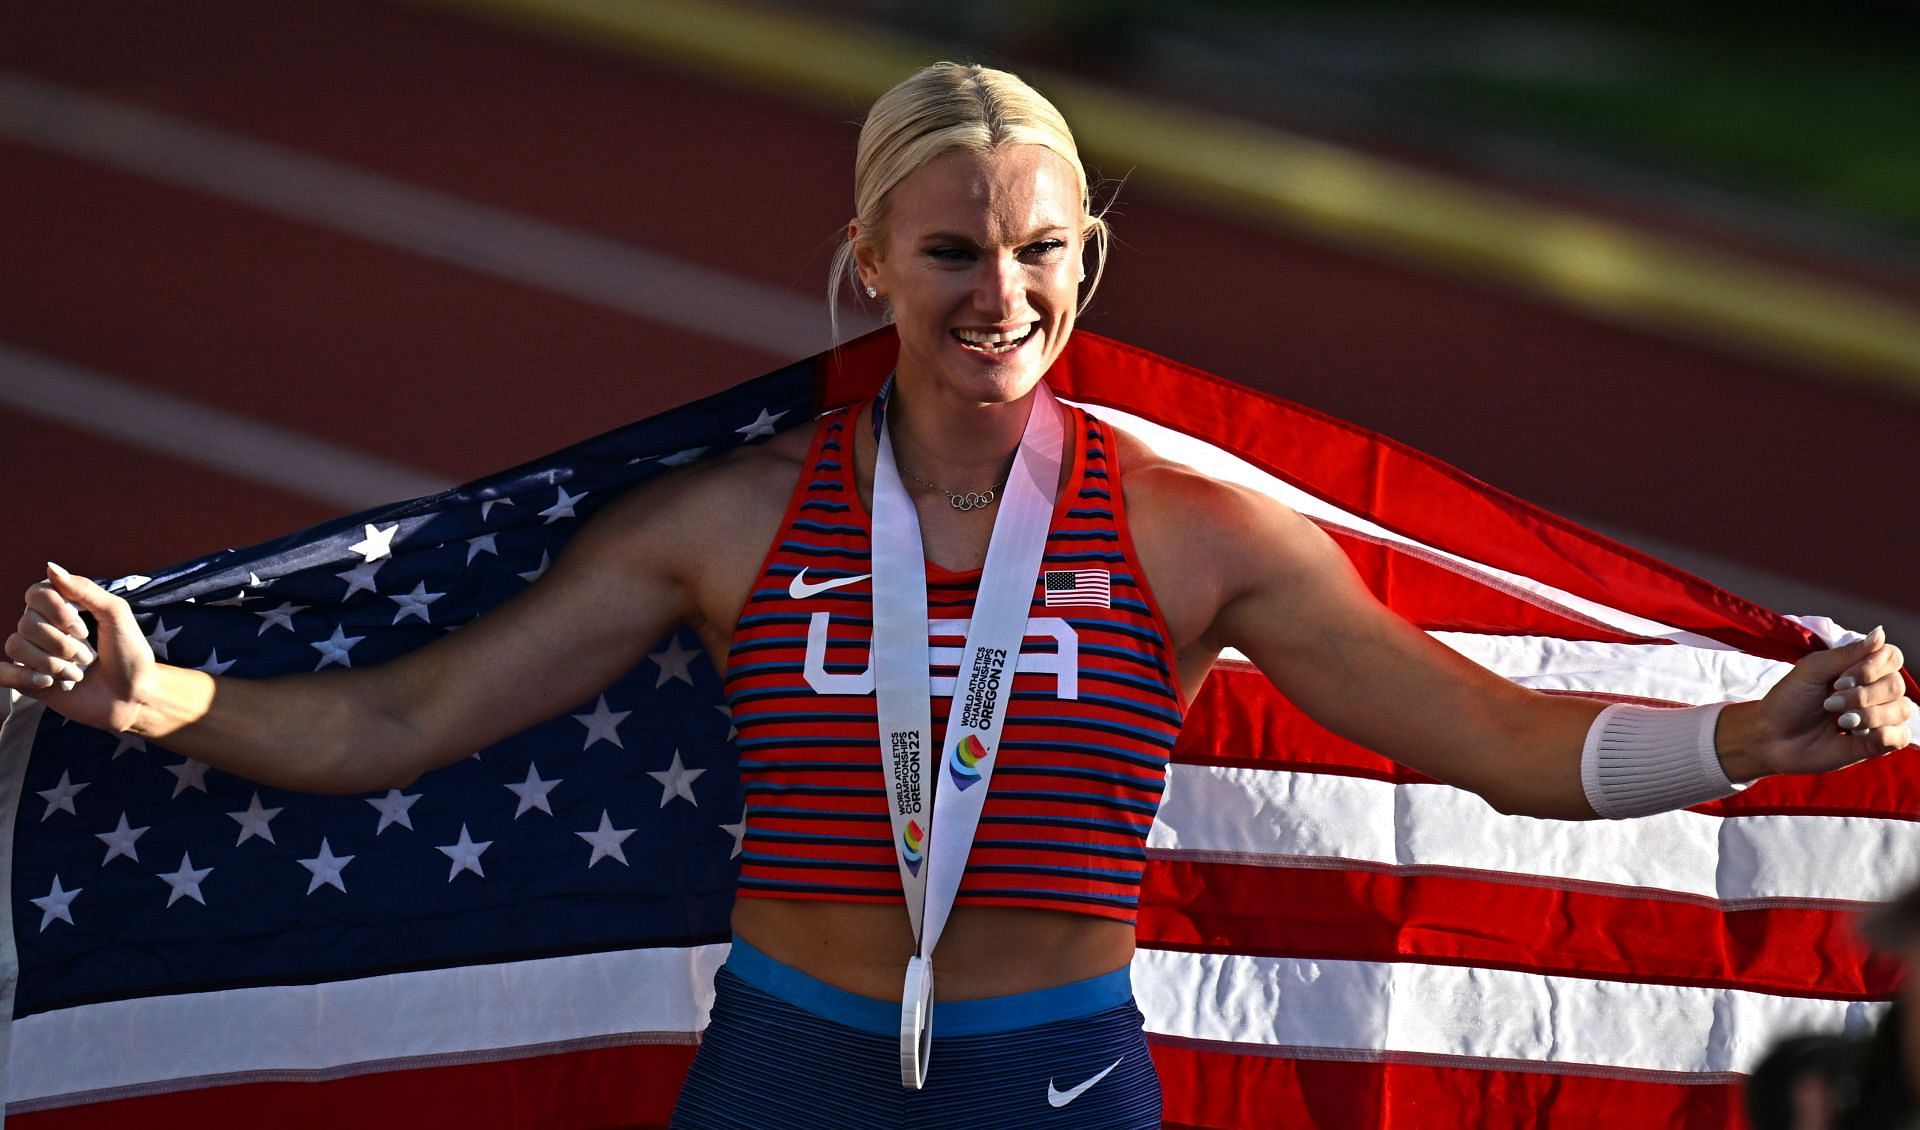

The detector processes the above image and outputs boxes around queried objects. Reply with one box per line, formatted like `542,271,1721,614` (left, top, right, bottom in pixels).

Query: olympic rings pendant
947,487,996,511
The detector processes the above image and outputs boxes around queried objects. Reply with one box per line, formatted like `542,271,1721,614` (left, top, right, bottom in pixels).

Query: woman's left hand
1738,628,1916,779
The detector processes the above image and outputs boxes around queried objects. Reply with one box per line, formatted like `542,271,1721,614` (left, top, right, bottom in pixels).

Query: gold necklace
896,461,1009,512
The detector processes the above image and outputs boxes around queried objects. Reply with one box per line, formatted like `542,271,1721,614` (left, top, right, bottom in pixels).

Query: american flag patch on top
1043,568,1111,608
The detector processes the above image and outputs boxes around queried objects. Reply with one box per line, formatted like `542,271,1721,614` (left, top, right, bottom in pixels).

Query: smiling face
853,144,1084,408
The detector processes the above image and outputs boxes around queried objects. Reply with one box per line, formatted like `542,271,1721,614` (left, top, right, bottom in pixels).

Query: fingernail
56,679,75,693
1852,726,1870,738
57,659,86,683
1835,676,1859,691
72,645,96,667
46,561,67,577
1824,693,1847,712
1838,711,1863,730
1871,626,1886,645
30,672,53,689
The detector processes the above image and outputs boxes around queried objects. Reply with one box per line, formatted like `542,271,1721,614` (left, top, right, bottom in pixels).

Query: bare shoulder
584,421,811,552
565,416,813,642
1109,424,1334,649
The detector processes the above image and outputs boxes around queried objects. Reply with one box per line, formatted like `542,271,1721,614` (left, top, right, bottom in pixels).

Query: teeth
955,325,1035,352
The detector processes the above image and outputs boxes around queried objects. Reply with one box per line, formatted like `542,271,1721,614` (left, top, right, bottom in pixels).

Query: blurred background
3,0,1916,644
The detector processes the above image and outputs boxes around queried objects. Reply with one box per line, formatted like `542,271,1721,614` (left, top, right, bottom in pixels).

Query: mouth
952,323,1038,355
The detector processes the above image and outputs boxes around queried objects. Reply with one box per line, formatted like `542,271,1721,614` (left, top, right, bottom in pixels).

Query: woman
6,63,1914,1127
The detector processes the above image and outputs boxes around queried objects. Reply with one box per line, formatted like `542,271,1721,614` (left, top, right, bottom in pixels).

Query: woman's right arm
2,462,742,795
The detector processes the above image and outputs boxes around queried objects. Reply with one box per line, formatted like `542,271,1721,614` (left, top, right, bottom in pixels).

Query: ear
850,222,882,294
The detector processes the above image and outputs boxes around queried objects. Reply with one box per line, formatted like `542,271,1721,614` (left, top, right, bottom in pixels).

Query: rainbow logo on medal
948,735,991,790
900,819,926,875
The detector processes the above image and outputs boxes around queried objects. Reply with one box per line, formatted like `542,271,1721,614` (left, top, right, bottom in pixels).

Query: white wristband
1579,703,1739,819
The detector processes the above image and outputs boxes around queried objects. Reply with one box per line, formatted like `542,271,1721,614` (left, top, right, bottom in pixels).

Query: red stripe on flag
1149,1040,1745,1130
5,1042,699,1130
1324,529,1657,642
1138,860,1900,998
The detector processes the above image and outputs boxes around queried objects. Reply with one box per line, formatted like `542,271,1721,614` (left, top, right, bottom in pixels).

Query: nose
974,253,1024,318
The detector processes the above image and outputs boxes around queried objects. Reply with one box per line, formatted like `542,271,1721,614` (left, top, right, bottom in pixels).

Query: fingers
18,608,96,668
0,660,57,694
17,564,118,693
1845,695,1918,753
45,562,125,621
5,631,87,686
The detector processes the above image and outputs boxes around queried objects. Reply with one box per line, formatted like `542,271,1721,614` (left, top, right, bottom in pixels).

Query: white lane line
0,344,449,510
0,67,868,358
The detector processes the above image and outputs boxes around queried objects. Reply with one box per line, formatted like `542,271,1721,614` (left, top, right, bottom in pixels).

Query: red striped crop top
723,399,1185,924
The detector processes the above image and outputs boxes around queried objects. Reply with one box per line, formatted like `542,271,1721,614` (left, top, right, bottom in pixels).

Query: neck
885,382,1038,490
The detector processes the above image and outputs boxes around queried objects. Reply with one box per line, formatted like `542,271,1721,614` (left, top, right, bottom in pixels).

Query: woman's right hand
3,562,154,733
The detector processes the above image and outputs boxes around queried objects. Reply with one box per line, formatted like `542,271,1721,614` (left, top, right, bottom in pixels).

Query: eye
1022,239,1067,259
925,245,974,263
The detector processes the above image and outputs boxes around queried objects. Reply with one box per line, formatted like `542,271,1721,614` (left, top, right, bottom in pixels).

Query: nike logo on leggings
1046,1056,1123,1108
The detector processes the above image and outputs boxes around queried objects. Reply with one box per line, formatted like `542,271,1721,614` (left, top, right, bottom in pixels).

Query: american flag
4,329,1914,1127
1043,568,1112,609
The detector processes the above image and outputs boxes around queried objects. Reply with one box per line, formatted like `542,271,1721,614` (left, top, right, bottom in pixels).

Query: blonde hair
830,62,1111,335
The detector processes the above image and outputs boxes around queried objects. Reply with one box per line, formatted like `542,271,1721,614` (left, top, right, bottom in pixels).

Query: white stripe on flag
5,943,728,1106
1150,764,1920,906
1132,948,1884,1078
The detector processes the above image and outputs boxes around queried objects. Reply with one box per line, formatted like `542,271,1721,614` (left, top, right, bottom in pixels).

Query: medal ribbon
870,379,1063,1088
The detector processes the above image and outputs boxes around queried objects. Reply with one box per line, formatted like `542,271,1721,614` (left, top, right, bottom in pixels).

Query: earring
865,286,878,299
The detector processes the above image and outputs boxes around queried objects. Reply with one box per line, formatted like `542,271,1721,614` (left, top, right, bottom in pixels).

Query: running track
2,0,1916,645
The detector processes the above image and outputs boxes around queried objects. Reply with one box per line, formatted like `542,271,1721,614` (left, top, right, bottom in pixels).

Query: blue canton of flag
2,359,817,1110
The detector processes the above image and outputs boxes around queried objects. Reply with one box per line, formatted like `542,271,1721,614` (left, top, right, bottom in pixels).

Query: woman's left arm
1186,477,1914,819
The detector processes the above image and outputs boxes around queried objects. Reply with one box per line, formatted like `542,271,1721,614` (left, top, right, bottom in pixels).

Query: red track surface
2,0,1915,633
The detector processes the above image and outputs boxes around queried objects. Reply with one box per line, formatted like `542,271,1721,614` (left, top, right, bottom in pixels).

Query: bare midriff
731,898,1137,1002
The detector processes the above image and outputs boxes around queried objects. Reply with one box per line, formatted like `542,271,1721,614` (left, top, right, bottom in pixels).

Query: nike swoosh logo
786,569,873,600
1047,1056,1122,1108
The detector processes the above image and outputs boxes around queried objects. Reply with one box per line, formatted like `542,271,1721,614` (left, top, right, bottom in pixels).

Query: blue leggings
671,939,1162,1128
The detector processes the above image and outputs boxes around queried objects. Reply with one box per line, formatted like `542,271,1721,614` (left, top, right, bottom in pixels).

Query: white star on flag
228,791,284,846
31,875,81,932
572,695,630,750
719,812,747,860
366,789,421,834
335,560,385,601
195,649,237,676
145,617,182,660
158,852,213,907
539,485,587,524
648,636,698,688
715,703,738,741
465,533,499,563
254,601,308,635
112,733,146,759
312,626,365,670
735,408,786,441
577,810,637,868
96,813,149,865
648,751,705,808
389,582,446,625
204,587,255,608
436,824,492,881
297,839,355,894
479,497,514,521
36,769,88,821
166,759,211,798
517,551,551,585
348,522,400,563
109,574,151,593
658,446,709,467
505,763,561,818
